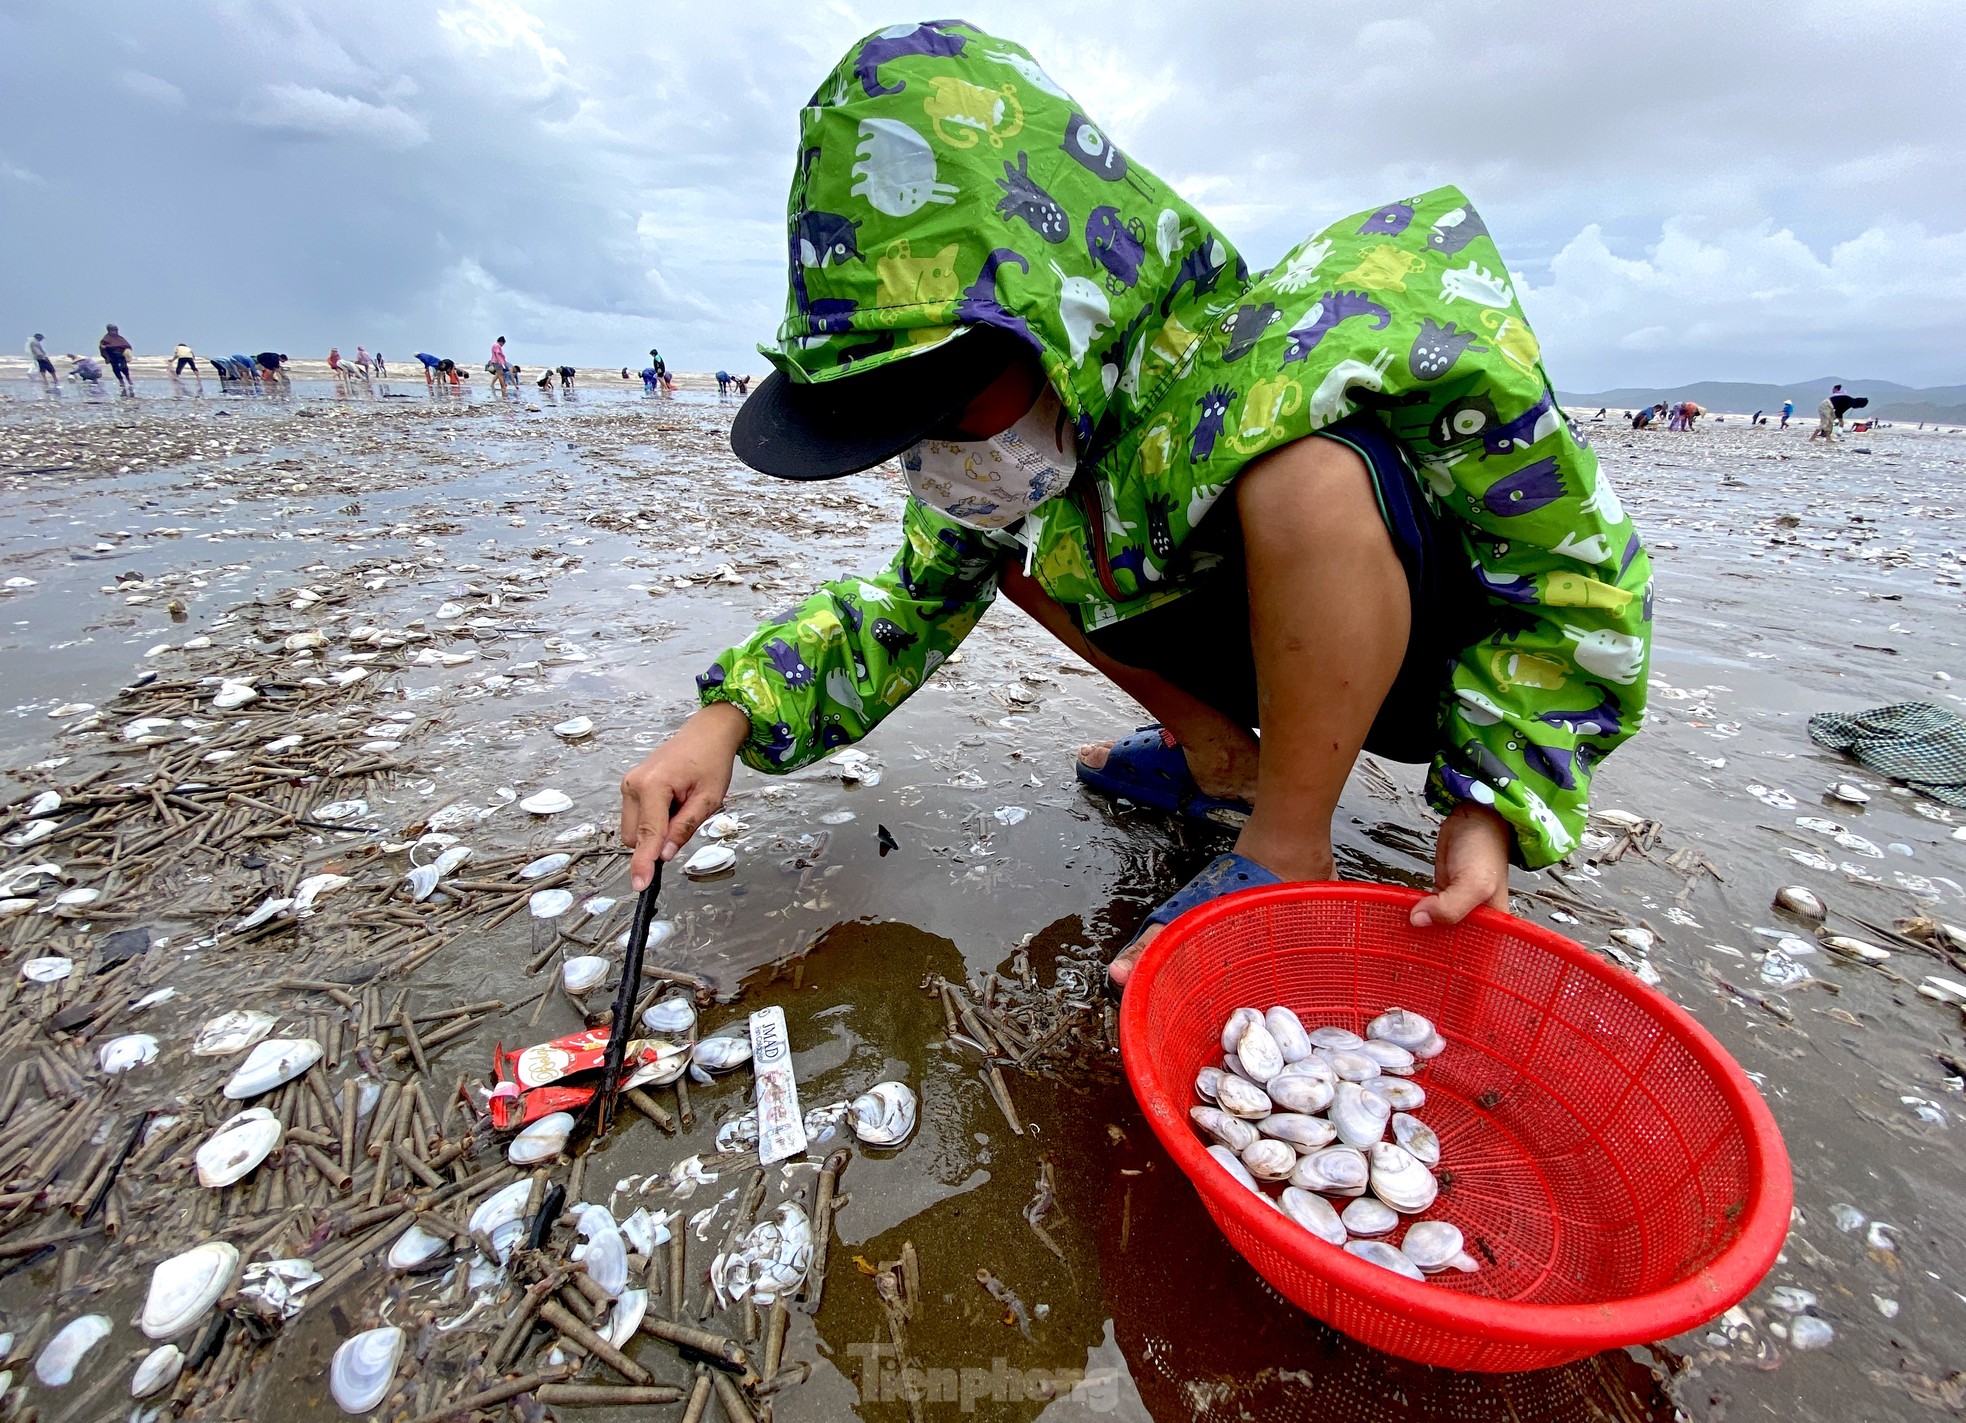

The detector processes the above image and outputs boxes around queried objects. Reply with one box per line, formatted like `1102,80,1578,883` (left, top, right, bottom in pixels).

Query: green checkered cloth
1808,702,1966,807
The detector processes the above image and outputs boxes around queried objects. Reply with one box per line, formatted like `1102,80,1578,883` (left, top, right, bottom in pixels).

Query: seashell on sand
519,852,570,880
642,996,697,1036
850,1081,918,1147
99,1033,158,1074
141,1241,239,1339
196,1108,282,1187
132,1344,184,1399
35,1314,112,1387
553,716,595,740
683,843,736,878
192,1009,276,1056
1773,885,1827,921
467,1180,535,1263
529,888,575,919
519,790,573,815
387,1223,451,1273
560,955,609,994
329,1326,404,1415
223,1038,324,1099
508,1111,574,1165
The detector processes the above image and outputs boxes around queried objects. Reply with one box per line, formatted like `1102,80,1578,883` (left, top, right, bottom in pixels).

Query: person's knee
1234,437,1383,552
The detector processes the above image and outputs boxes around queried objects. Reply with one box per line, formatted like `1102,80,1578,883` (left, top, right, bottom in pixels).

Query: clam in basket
1119,883,1791,1372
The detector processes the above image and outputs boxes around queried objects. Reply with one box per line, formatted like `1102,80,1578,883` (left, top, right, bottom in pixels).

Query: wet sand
0,377,1962,1421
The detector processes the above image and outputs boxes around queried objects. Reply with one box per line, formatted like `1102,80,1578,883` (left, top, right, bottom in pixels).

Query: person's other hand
620,702,750,890
1409,802,1512,927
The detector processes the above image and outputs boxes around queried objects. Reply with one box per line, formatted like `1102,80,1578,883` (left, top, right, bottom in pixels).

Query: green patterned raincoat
696,20,1651,869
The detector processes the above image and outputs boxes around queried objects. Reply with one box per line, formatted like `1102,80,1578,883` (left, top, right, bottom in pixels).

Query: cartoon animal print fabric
700,21,1651,869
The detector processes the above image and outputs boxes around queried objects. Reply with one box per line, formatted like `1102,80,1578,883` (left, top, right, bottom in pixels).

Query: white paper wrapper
749,1006,808,1165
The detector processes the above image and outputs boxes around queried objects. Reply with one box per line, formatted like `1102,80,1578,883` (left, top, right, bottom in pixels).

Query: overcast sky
4,1,1961,389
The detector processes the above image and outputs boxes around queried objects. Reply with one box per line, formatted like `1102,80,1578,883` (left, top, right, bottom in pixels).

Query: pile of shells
1191,1005,1480,1282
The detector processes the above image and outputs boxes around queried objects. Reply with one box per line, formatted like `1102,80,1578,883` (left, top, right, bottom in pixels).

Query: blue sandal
1076,725,1252,828
1109,852,1280,992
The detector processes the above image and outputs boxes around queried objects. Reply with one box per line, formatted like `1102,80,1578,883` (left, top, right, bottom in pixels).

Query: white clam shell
27,790,60,817
387,1223,451,1272
693,1034,755,1074
617,918,677,954
1267,1064,1336,1115
528,888,575,919
1774,885,1827,921
196,1108,283,1188
1340,1196,1400,1237
22,955,73,982
519,790,573,815
560,955,610,994
1308,1026,1365,1050
576,1205,628,1297
1289,1145,1368,1196
404,865,441,901
1233,1018,1285,1083
223,1037,324,1099
1206,1142,1262,1194
1191,1106,1258,1152
508,1111,574,1165
1322,1049,1381,1083
1280,1187,1347,1245
1412,1031,1446,1059
329,1325,404,1415
1220,1006,1263,1056
193,1009,277,1056
1391,1112,1441,1166
519,853,570,880
1257,1113,1337,1149
1214,1073,1272,1119
850,1080,918,1147
132,1344,185,1399
467,1179,536,1262
1362,1078,1427,1112
1330,1080,1391,1148
700,812,747,840
1359,1038,1416,1075
683,843,736,878
35,1314,112,1387
1240,1138,1296,1181
212,680,258,709
1401,1219,1479,1273
141,1241,239,1339
234,896,293,931
1345,1238,1425,1280
1369,1141,1439,1213
99,1033,158,1074
641,996,697,1036
1264,1006,1315,1062
1194,1066,1223,1102
603,1289,648,1348
553,716,595,740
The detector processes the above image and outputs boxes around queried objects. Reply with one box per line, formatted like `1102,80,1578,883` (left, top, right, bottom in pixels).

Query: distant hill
1556,378,1966,425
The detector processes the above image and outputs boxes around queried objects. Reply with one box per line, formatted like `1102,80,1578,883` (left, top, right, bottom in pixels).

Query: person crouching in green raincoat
619,21,1651,988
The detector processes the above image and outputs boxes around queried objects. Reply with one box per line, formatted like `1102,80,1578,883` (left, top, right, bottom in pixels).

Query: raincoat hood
772,20,1238,445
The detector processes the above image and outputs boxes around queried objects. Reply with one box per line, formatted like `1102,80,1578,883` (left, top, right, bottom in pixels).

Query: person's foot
1077,724,1259,806
1107,922,1163,989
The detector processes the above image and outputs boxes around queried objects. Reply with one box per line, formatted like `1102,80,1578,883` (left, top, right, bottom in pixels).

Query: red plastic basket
1119,882,1791,1372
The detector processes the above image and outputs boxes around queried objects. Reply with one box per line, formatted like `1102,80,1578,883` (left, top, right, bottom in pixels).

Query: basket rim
1118,880,1793,1352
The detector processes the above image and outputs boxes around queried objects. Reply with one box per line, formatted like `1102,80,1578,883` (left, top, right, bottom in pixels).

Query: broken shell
683,843,736,878
98,1033,159,1074
1401,1220,1480,1273
233,896,293,931
292,873,349,912
387,1223,451,1273
22,955,73,982
1280,1187,1348,1245
1191,1106,1259,1152
1820,935,1891,963
508,1111,574,1165
467,1180,535,1262
131,1344,184,1399
222,1037,324,1099
1340,1196,1400,1237
1290,1145,1369,1196
552,716,594,740
1773,885,1827,921
528,888,574,919
519,853,570,879
141,1241,239,1339
26,790,60,817
404,865,441,901
700,812,747,840
196,1108,283,1187
192,1009,276,1056
1369,1141,1439,1213
602,1289,648,1348
849,1080,918,1147
35,1314,112,1386
561,955,609,994
1345,1238,1425,1280
519,789,573,815
329,1326,404,1415
641,996,697,1036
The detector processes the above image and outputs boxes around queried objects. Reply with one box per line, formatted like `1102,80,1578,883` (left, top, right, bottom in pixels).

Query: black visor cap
729,325,1031,481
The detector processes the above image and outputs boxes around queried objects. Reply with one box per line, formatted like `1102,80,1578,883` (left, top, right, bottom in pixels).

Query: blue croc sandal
1142,852,1281,932
1076,725,1252,828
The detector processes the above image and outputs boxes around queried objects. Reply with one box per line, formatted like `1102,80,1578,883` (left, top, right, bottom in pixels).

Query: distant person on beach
416,352,442,387
99,324,135,394
355,345,372,378
490,337,511,393
716,370,731,395
617,23,1652,987
68,354,103,386
27,333,58,391
639,366,659,391
1677,401,1702,431
374,351,387,378
733,374,750,395
1810,387,1839,442
1631,404,1657,429
172,341,203,393
1591,407,1606,421
257,352,290,389
1780,399,1794,428
559,365,575,390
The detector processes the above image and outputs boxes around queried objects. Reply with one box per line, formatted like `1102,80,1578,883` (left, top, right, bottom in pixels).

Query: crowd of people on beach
22,326,750,403
1610,382,1873,439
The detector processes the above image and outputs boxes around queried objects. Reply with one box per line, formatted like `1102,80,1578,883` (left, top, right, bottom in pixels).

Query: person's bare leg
1108,436,1410,985
998,564,1258,802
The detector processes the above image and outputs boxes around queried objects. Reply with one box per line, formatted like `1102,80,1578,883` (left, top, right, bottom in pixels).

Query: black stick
597,862,662,1132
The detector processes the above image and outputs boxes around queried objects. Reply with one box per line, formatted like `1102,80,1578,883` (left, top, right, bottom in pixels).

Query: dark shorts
105,351,131,375
35,358,55,375
1086,415,1489,765
174,357,195,374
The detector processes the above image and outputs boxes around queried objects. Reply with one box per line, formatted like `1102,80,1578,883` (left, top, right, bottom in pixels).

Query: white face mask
901,385,1077,530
